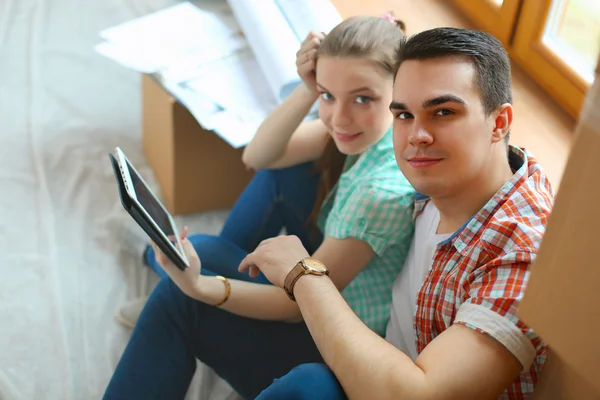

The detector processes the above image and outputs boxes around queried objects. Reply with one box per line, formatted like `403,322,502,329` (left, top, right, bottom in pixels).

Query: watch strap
284,262,306,301
284,258,329,301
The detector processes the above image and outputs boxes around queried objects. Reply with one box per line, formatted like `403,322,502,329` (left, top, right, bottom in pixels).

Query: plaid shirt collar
412,145,530,256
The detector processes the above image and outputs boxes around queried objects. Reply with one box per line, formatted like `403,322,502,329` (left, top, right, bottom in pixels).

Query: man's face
391,57,501,199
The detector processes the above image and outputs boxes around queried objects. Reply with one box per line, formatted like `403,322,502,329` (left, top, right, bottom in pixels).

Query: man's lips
406,157,443,168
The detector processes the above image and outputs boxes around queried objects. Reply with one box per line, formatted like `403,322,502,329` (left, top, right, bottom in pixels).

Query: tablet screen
126,160,176,241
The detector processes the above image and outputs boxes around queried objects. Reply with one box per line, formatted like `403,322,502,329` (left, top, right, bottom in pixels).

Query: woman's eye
396,112,413,120
435,109,454,116
320,92,333,101
356,96,372,104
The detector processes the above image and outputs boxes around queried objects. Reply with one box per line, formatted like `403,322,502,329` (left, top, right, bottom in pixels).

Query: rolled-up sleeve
454,255,546,371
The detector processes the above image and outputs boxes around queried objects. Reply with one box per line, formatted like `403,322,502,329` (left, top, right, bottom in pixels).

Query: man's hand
238,235,310,287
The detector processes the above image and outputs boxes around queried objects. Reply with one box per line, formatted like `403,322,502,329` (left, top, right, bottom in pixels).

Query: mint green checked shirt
318,129,415,335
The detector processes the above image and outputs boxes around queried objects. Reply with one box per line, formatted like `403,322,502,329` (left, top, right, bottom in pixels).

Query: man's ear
491,103,513,144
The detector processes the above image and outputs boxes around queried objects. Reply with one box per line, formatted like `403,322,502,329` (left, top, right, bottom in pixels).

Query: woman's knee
251,163,316,189
256,363,346,400
135,277,195,334
146,277,188,311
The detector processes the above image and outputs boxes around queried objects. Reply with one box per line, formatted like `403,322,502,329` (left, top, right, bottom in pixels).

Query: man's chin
407,179,443,198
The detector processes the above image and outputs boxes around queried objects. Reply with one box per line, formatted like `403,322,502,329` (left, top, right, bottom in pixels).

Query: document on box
226,0,300,102
161,48,277,148
96,2,245,73
225,0,341,102
185,49,277,125
95,0,340,148
275,0,342,42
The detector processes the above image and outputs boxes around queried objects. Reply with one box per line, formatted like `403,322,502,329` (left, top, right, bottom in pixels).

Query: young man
240,27,554,399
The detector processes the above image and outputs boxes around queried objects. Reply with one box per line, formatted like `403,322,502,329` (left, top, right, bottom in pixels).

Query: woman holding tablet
106,14,414,400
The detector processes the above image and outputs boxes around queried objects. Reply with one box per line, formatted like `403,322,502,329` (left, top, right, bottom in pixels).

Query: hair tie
380,12,397,25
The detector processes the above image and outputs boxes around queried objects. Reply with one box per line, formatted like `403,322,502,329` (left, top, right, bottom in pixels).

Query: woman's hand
295,31,325,95
150,226,202,297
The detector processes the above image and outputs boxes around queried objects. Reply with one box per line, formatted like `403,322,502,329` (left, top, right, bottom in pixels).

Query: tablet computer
108,147,190,271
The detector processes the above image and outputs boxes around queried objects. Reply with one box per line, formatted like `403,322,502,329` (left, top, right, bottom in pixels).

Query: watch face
302,258,327,273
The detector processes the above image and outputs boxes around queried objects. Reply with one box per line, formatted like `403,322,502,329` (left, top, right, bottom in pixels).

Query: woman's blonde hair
318,14,406,74
308,14,406,227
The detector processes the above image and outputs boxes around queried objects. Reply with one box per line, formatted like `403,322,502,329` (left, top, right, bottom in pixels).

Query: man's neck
434,152,514,235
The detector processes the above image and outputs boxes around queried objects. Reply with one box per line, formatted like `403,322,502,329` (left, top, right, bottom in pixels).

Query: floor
0,0,577,399
0,0,238,399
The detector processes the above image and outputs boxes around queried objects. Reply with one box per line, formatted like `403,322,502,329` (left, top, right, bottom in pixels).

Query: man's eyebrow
389,95,467,112
389,101,408,111
422,94,466,108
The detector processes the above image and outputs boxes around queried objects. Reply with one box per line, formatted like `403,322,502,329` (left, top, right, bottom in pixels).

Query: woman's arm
241,84,329,171
165,182,412,322
154,233,374,322
242,31,329,170
188,236,374,322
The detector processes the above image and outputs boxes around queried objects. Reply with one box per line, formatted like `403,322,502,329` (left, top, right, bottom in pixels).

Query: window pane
543,0,600,83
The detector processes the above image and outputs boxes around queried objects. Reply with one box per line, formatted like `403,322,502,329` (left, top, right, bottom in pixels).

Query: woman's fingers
310,36,321,48
150,241,167,266
306,30,325,42
181,237,199,260
299,34,321,55
297,49,317,72
302,38,321,55
296,30,321,66
179,225,188,240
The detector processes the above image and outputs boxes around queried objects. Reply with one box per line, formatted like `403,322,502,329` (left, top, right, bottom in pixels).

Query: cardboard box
518,61,600,399
141,74,253,215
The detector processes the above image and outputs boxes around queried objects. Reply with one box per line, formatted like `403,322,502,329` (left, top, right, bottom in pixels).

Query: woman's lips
335,132,362,142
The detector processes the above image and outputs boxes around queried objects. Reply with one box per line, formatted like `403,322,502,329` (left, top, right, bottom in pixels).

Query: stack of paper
95,0,341,148
96,2,246,73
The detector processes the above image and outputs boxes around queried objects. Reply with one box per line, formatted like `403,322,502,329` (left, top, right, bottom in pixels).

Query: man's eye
396,112,413,120
356,96,372,104
435,109,454,116
320,92,333,101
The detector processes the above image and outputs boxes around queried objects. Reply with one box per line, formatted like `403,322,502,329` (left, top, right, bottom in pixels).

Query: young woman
105,14,413,400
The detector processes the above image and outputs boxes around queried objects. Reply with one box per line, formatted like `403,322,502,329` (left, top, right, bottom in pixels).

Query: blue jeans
104,164,346,399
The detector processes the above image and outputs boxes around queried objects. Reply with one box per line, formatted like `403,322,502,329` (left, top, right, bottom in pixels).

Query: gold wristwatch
284,257,329,301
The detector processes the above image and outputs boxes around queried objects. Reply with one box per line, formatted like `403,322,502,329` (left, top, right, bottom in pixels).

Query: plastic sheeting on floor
0,0,240,398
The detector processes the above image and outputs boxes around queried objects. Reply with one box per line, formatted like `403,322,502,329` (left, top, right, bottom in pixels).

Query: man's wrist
293,273,333,300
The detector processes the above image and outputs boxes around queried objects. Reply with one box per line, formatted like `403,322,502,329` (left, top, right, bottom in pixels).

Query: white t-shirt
385,201,451,360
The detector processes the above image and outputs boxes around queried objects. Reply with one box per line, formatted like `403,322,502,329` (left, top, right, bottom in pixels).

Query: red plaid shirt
414,147,554,399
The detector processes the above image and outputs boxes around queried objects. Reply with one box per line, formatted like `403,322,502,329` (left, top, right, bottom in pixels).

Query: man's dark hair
395,27,512,118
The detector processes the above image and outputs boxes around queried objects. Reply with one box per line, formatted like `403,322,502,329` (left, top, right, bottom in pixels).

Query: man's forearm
294,275,428,399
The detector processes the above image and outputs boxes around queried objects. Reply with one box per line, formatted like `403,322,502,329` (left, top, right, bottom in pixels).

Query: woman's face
316,56,394,155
